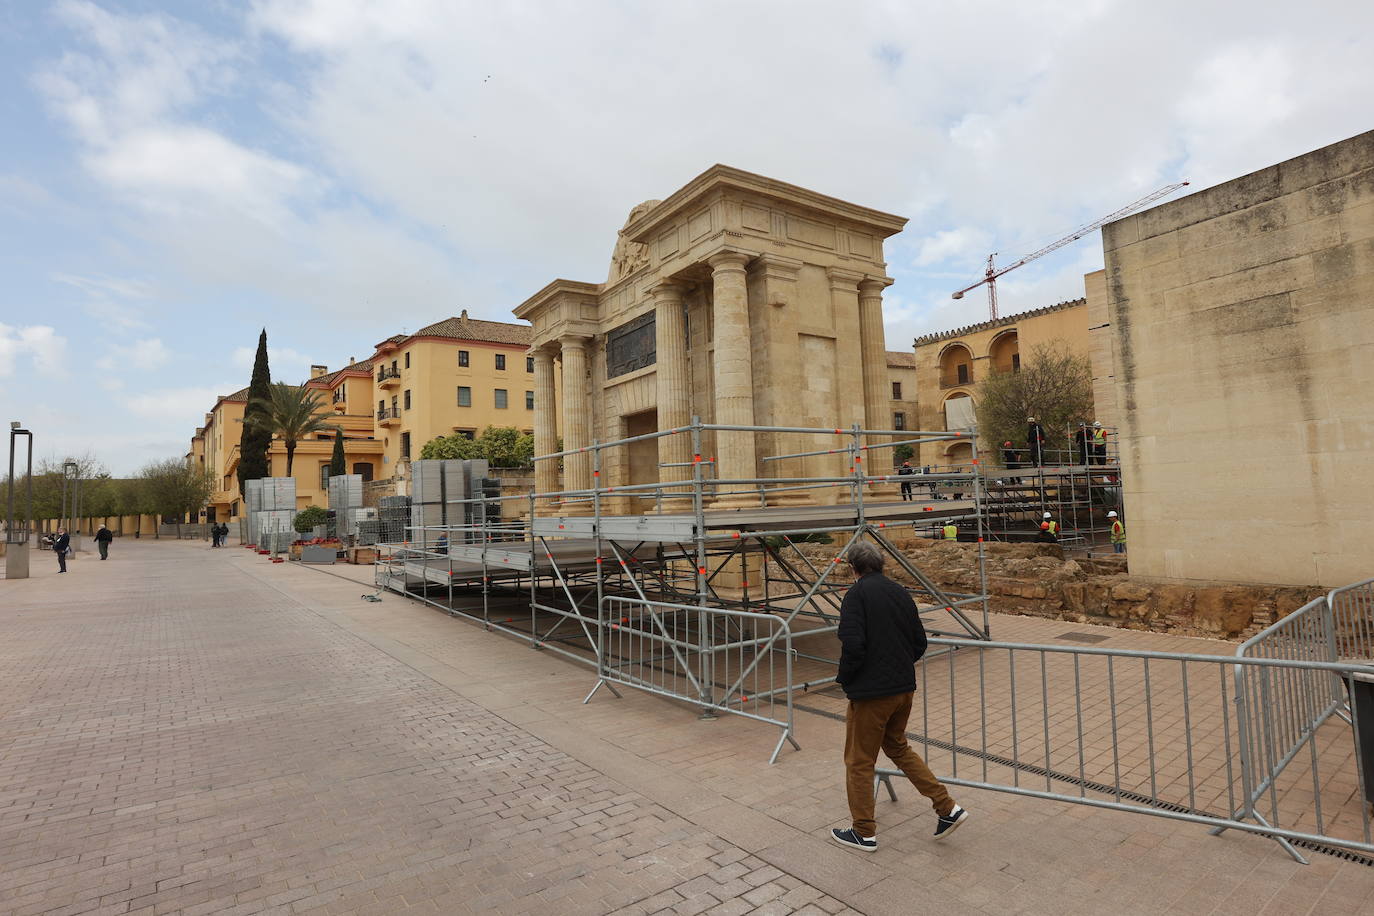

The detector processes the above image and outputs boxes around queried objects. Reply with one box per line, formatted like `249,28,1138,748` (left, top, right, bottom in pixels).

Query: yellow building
363,312,534,473
886,350,918,454
910,298,1092,468
192,312,535,522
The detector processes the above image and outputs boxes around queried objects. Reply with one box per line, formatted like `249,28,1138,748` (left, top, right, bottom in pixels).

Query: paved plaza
2,540,1372,915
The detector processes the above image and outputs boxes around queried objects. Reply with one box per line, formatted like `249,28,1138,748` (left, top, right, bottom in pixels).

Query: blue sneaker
933,805,968,840
830,827,877,852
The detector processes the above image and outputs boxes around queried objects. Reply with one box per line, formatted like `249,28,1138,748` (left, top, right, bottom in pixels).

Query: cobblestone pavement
2,539,1373,915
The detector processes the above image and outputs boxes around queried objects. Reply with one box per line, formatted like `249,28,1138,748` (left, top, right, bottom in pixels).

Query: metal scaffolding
375,418,993,761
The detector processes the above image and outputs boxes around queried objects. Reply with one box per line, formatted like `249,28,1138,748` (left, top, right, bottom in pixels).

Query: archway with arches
989,329,1020,374
939,342,974,388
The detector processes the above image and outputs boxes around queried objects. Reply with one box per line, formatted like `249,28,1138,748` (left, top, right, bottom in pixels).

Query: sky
0,0,1370,476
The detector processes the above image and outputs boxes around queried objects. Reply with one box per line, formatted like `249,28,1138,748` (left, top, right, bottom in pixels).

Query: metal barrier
874,634,1374,863
589,597,800,764
1330,578,1374,661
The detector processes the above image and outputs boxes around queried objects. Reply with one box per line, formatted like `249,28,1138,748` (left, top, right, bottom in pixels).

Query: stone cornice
624,164,908,244
513,278,602,320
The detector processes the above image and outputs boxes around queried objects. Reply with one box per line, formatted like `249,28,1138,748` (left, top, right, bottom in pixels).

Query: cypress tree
329,427,347,478
237,329,273,495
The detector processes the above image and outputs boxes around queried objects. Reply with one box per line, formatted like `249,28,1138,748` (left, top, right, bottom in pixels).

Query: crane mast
951,181,1190,321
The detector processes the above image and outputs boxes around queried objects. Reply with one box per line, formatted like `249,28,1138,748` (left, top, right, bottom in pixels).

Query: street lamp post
62,460,83,553
6,421,35,579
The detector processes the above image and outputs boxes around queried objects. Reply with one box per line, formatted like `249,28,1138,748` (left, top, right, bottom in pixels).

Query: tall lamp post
6,421,35,579
62,460,82,552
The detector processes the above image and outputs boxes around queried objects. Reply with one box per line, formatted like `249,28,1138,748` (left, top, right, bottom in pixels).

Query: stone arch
942,391,976,433
988,329,1020,373
938,342,974,388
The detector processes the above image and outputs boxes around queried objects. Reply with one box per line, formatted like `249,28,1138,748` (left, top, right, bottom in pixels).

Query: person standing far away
829,541,968,852
94,523,113,560
1092,421,1108,465
1074,422,1090,466
1042,512,1058,538
53,527,70,573
1108,510,1125,553
1027,416,1046,467
897,461,914,502
1001,440,1018,470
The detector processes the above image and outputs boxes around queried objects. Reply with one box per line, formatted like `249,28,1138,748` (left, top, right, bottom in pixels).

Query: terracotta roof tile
885,350,915,368
411,312,532,346
308,359,375,388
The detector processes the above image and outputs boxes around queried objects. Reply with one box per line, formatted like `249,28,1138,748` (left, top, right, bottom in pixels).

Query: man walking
94,524,113,560
830,541,968,851
53,527,70,573
897,461,914,502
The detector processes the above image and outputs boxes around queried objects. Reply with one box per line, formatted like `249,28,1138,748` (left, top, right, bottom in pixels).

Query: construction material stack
327,474,364,542
245,477,296,553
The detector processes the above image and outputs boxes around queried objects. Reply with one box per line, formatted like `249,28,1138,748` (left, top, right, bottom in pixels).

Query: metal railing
589,597,800,764
376,407,400,421
873,627,1374,863
376,366,400,383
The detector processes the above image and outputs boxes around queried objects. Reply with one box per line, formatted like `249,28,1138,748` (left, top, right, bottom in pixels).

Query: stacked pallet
327,474,365,541
245,477,296,551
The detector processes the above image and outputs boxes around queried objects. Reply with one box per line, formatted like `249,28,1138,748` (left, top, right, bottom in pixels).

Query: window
494,388,508,409
457,386,471,407
892,381,902,400
390,359,397,373
390,395,397,410
456,429,475,440
319,463,331,490
400,432,411,459
1012,353,1021,371
893,412,906,431
526,356,534,373
404,389,412,410
378,399,385,413
352,462,374,482
458,350,469,367
495,353,506,371
404,352,410,369
957,364,969,385
525,390,534,410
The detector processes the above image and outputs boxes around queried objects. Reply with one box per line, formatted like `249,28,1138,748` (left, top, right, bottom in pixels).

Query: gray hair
846,540,884,575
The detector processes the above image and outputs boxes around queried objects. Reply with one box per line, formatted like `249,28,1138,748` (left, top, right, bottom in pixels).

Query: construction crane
951,182,1191,321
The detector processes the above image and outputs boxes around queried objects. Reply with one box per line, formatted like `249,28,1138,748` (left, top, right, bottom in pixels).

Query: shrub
293,506,329,534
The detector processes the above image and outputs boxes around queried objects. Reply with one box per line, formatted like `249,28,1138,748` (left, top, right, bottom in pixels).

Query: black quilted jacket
836,572,928,700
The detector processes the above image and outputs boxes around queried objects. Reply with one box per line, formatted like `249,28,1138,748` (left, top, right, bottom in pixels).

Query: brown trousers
845,691,953,836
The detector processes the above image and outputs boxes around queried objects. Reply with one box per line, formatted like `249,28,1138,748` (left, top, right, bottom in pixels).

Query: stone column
559,335,592,501
652,280,691,488
531,345,558,505
708,251,757,504
858,278,893,437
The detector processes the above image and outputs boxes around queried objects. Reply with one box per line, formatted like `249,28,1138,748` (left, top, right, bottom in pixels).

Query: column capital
750,252,804,279
648,278,687,301
826,266,865,291
529,342,560,358
559,333,592,351
707,249,753,272
858,276,895,296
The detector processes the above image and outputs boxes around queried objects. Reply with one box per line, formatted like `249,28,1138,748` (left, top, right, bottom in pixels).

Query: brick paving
2,539,1373,915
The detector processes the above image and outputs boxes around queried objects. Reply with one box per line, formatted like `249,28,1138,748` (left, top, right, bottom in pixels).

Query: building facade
1102,129,1374,587
909,298,1093,468
514,165,907,510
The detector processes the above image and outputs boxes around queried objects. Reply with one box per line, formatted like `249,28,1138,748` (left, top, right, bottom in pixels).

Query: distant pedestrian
1001,440,1018,469
94,524,113,560
214,523,227,547
1027,417,1046,467
897,461,914,501
829,541,968,852
1074,423,1091,466
53,527,70,573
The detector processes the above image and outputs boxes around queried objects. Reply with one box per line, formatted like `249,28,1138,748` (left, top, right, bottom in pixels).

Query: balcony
376,406,401,426
376,366,401,388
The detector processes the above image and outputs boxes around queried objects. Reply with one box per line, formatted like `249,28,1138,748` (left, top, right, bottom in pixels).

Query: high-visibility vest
1093,427,1107,444
942,524,958,541
1110,520,1125,543
1046,520,1059,536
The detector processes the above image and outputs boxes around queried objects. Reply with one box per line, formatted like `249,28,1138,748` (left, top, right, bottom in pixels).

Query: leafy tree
238,329,273,494
975,340,1094,460
247,383,331,477
893,444,915,464
139,458,214,538
328,427,347,478
293,505,329,534
418,425,534,467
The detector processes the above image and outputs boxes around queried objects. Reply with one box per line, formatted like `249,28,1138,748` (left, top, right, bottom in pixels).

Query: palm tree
247,383,332,477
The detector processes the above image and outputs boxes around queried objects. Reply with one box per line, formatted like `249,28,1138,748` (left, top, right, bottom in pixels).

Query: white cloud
123,383,238,420
97,337,171,371
0,324,69,377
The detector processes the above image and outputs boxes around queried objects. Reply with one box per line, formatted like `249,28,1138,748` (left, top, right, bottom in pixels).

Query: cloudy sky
1,0,1370,475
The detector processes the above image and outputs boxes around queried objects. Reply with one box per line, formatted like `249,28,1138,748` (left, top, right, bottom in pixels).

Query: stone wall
1102,130,1374,586
802,538,1324,640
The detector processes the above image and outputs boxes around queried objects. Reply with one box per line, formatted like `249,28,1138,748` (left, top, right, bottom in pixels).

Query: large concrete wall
1103,130,1374,586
